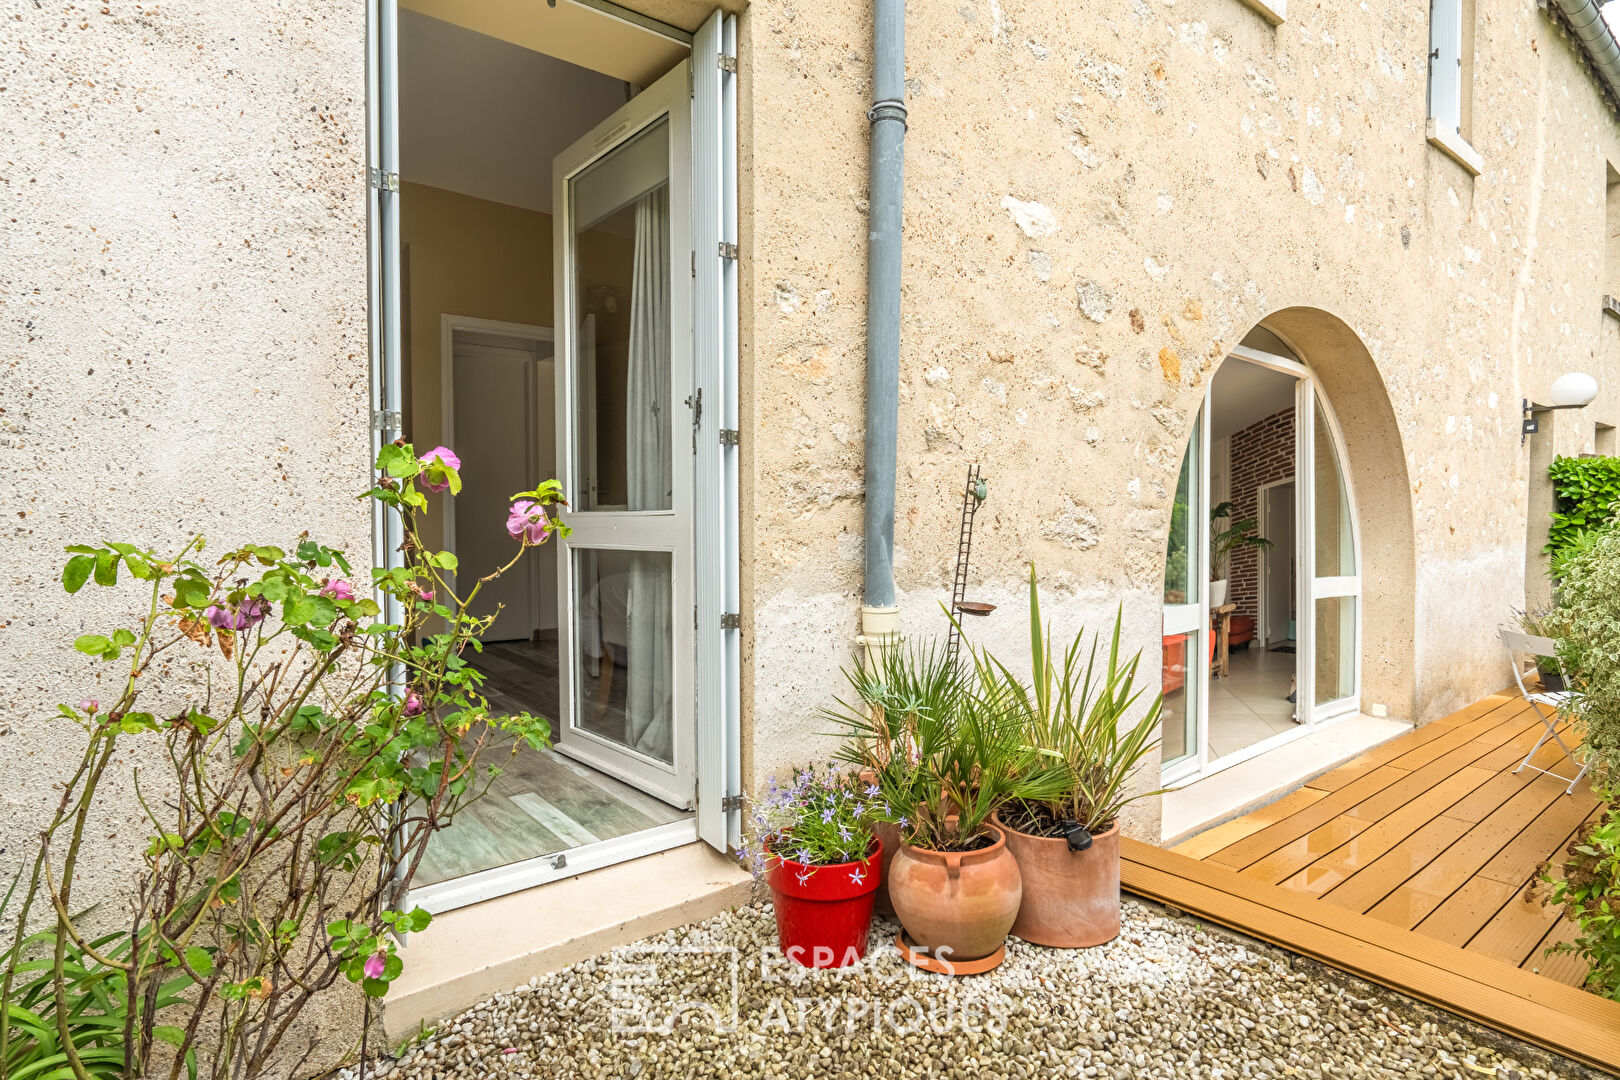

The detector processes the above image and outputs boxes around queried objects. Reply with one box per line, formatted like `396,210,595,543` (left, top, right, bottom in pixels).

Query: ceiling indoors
399,10,635,214
1210,358,1297,441
401,0,691,86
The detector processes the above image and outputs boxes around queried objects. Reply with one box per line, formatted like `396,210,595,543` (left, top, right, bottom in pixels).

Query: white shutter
1428,0,1462,136
692,10,741,851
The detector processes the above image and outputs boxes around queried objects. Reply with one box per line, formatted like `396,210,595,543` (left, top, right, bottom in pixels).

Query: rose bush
0,441,566,1080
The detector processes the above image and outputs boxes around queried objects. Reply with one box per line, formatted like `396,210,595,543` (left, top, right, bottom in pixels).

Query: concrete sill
1239,0,1285,23
1426,120,1483,176
384,841,753,1041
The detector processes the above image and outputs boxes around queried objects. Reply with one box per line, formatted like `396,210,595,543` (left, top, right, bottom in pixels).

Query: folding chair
1499,628,1588,795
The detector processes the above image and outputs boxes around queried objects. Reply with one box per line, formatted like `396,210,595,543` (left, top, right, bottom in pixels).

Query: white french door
552,62,695,809
1161,343,1362,783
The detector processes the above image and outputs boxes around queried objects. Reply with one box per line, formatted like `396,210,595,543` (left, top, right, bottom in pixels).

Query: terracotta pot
997,814,1121,948
888,822,1021,965
871,819,902,915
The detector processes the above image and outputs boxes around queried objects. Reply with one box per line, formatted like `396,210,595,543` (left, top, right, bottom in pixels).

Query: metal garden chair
1500,628,1588,795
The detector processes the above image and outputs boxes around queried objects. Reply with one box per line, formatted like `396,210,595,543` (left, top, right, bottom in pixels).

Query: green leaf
73,634,110,657
183,946,214,978
377,444,420,479
173,574,211,608
93,550,118,587
62,555,95,593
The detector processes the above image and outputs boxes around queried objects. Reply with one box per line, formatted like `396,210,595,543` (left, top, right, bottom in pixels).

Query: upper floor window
1427,0,1482,174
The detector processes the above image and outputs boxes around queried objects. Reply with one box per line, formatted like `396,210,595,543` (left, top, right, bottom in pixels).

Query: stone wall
737,0,1620,842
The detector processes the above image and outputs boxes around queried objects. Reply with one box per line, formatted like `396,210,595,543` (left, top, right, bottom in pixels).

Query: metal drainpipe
861,0,906,652
1552,0,1620,99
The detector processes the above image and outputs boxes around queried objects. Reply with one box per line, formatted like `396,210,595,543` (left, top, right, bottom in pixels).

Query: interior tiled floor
1210,643,1299,759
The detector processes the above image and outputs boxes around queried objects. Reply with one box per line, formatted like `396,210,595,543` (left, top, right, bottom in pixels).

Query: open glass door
1161,411,1207,781
1307,388,1361,718
553,62,694,809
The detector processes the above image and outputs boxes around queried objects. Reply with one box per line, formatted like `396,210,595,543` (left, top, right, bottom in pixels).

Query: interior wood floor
416,638,688,887
1171,690,1600,988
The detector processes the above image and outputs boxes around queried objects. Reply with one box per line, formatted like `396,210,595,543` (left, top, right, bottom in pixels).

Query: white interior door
1261,480,1295,646
552,60,694,809
450,332,551,638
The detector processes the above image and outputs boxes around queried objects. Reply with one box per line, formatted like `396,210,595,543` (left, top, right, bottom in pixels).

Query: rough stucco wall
740,0,1620,839
0,0,372,1070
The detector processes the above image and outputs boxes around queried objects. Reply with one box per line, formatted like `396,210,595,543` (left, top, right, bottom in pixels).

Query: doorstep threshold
1161,713,1414,845
385,841,754,1041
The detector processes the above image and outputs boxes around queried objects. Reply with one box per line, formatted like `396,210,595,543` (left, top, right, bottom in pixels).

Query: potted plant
1209,500,1272,608
739,765,882,969
984,568,1166,948
829,642,1066,974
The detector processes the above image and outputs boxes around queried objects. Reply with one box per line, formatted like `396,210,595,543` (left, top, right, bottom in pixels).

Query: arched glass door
1161,339,1362,782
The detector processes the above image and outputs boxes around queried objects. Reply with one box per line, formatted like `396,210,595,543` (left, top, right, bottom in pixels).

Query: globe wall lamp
1522,372,1599,444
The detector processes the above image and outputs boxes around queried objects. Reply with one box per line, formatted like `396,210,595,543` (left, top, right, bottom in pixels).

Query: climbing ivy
1546,455,1620,565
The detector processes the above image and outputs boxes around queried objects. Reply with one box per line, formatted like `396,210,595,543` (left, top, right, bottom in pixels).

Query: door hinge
721,794,744,813
368,167,399,193
371,409,401,433
720,611,742,630
718,241,738,261
718,53,738,74
719,428,740,447
691,249,696,278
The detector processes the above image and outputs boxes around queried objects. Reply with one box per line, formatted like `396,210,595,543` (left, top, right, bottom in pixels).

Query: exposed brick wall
1224,408,1295,622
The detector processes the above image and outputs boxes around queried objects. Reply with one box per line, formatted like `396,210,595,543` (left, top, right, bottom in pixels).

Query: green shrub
1545,798,1620,1000
1546,455,1620,565
1554,527,1620,781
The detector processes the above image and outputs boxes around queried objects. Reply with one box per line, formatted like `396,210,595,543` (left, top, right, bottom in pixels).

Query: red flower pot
766,842,882,969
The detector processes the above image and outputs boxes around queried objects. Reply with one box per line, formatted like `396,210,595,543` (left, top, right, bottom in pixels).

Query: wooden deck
1119,690,1620,1072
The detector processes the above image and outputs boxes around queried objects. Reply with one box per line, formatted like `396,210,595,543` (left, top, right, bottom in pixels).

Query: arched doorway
1161,327,1363,782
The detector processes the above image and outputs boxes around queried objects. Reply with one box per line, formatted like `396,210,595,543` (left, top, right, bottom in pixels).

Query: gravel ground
342,899,1602,1080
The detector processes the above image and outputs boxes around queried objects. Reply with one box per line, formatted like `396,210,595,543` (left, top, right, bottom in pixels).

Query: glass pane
1314,595,1356,705
1164,419,1200,606
1313,397,1356,577
572,547,674,763
1161,625,1200,765
570,118,672,512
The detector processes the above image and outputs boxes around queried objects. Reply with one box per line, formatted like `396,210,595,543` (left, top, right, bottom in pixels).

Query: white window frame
1426,0,1483,175
366,3,741,915
1161,343,1364,784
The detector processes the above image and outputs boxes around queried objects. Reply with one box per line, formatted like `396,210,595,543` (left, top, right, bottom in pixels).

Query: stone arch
1257,306,1417,721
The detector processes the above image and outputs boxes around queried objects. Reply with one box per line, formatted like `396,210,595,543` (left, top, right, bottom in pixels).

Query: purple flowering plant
1,441,570,1080
738,764,878,879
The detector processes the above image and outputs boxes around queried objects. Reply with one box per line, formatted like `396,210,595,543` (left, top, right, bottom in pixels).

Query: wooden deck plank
1529,917,1591,988
1121,838,1620,1072
1206,704,1540,871
1344,708,1542,821
1303,722,1453,792
1414,877,1519,948
1275,765,1497,898
1366,771,1584,931
1475,784,1598,887
1379,697,1530,772
1319,814,1475,913
1238,814,1373,885
1169,786,1329,860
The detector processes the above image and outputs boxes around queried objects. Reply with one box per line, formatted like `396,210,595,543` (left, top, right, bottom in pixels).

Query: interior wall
401,182,555,554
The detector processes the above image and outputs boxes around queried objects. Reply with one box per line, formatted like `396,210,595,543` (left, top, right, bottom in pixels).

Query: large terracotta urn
888,822,1021,971
998,815,1121,948
871,819,901,916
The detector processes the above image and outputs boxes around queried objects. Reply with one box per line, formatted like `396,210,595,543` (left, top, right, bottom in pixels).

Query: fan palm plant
977,566,1166,836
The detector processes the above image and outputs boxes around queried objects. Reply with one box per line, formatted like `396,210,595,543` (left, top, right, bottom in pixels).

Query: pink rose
78,698,99,714
321,578,357,602
362,951,387,980
506,500,553,545
403,690,424,717
205,598,268,631
420,447,461,494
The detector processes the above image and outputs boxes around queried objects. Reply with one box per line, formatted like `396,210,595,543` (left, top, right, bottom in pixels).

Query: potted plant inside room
1209,500,1272,608
829,642,1066,974
984,567,1166,948
740,765,883,969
